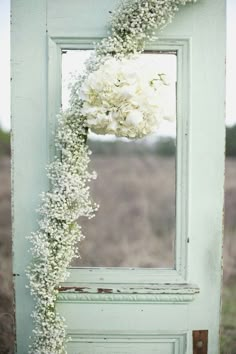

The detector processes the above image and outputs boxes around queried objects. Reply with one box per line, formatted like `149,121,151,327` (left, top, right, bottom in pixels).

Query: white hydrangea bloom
80,57,171,139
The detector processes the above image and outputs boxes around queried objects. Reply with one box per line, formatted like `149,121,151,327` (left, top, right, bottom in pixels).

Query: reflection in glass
62,50,177,268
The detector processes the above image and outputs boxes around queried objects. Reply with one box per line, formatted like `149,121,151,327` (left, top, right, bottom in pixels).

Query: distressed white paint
12,0,225,353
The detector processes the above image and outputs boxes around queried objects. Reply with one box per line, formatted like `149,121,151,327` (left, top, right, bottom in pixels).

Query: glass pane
62,50,177,268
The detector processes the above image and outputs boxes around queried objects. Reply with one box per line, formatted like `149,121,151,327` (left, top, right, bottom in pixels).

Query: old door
12,0,225,353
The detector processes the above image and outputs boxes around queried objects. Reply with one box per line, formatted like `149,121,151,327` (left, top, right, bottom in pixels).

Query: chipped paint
57,283,200,296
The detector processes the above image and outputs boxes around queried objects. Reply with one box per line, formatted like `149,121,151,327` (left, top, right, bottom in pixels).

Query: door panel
12,0,225,353
49,36,190,284
66,333,186,354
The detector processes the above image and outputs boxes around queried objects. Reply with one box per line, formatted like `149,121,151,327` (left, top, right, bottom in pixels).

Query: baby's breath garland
27,0,197,353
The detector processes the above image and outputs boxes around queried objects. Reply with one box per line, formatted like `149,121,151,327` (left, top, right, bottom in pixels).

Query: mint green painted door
12,0,225,353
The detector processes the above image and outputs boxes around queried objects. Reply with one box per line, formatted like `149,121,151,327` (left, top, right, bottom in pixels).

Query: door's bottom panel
66,333,186,354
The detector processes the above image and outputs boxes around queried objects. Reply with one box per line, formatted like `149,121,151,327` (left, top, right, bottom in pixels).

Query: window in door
62,49,177,268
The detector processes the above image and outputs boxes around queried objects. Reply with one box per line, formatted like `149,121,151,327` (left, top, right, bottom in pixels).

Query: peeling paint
97,288,113,294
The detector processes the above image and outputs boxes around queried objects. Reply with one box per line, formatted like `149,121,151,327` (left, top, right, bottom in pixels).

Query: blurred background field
0,126,236,353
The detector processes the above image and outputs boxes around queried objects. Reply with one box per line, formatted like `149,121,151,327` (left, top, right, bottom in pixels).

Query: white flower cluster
80,57,170,138
27,0,197,353
96,0,197,60
27,111,98,353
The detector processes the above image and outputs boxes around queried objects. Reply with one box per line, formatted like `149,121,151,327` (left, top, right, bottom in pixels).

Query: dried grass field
0,154,236,353
0,157,14,354
74,154,176,268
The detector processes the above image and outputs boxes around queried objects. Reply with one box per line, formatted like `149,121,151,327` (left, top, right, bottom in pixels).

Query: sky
0,0,235,132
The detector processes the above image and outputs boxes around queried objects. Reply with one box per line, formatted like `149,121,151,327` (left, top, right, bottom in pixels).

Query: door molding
57,283,199,303
66,332,187,354
48,36,192,286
